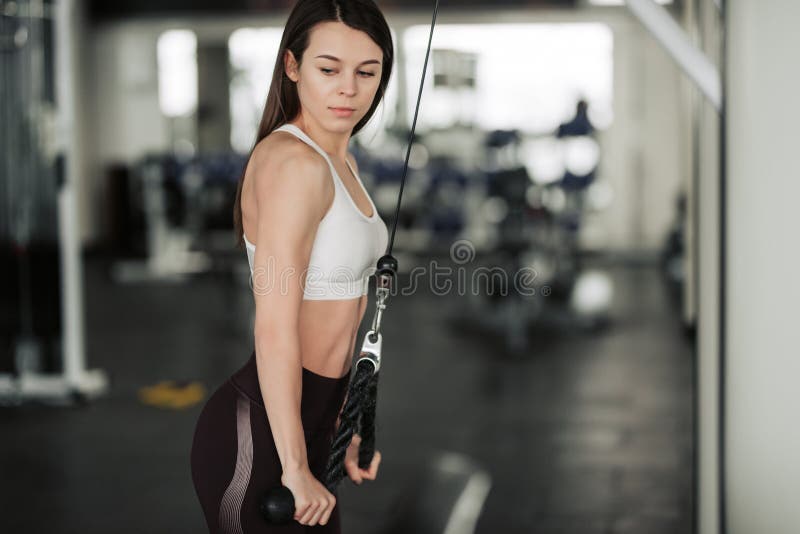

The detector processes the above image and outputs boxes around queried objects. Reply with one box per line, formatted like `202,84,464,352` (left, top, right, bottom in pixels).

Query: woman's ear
284,50,300,82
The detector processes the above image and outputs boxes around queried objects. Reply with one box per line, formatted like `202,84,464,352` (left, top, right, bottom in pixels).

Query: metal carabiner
362,255,397,370
368,280,390,342
368,256,397,341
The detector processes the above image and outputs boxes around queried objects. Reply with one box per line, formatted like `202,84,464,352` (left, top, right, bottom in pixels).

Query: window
157,29,198,117
402,23,614,134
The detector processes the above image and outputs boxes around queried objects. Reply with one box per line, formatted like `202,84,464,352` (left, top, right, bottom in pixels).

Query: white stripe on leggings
218,394,253,534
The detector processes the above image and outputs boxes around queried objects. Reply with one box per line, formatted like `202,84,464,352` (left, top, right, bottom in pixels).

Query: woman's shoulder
249,128,327,179
246,127,333,206
252,126,314,160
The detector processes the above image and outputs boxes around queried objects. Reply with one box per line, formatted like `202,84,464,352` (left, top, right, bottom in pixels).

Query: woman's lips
330,107,354,118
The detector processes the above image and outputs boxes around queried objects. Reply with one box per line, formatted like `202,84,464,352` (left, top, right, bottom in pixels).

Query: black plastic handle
259,486,295,524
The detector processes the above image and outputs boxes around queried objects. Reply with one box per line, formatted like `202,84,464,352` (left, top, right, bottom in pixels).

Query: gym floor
0,254,693,534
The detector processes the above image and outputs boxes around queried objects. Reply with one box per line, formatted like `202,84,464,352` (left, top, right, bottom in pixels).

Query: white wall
726,1,800,532
85,24,170,245
587,9,686,254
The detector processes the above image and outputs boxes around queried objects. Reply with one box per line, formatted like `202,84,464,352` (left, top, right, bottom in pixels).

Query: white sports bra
244,123,389,300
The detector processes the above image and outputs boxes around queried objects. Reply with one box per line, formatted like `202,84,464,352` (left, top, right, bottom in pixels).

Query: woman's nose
339,75,357,96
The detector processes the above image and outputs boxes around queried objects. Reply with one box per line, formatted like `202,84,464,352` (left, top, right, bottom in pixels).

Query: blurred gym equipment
108,153,246,283
0,0,107,404
453,114,614,351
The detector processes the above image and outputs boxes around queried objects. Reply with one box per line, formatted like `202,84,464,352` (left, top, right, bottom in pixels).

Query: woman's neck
290,115,351,161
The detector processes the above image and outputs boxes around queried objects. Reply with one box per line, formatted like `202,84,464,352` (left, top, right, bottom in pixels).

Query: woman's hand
281,466,336,526
344,433,381,485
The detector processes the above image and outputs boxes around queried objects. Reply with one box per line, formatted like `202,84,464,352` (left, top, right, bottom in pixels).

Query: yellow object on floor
138,381,206,409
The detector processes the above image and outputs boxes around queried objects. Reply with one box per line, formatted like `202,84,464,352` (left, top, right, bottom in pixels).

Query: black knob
259,486,295,524
376,254,398,277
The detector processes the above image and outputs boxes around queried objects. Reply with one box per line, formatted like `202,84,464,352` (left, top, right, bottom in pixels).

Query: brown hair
232,0,394,248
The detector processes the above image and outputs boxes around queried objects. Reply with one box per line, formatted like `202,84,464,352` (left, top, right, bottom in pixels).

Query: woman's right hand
280,466,336,526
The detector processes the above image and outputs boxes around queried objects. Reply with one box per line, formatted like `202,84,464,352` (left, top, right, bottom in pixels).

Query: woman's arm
250,142,329,474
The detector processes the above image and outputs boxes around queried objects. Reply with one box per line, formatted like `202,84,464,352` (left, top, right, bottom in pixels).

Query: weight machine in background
0,0,107,404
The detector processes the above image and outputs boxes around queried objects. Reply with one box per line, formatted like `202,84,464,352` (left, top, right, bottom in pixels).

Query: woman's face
285,21,384,134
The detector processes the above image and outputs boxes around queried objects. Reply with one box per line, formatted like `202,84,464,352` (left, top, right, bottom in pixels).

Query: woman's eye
320,67,374,77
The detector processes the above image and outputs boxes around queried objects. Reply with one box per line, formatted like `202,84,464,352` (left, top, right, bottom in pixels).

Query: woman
190,1,393,531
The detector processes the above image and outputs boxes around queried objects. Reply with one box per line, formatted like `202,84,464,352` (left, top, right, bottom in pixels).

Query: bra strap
273,124,334,168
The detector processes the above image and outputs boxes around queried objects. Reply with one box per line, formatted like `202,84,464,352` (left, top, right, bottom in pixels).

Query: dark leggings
191,351,351,533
